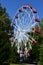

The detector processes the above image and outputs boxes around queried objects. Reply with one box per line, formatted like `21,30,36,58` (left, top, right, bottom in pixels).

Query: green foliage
38,18,43,65
0,4,11,64
0,32,11,61
10,42,19,63
30,44,39,62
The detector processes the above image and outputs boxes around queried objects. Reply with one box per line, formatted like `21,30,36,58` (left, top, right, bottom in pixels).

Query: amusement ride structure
11,4,40,60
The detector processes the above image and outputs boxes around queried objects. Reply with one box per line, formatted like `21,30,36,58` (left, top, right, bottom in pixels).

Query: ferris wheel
11,5,40,53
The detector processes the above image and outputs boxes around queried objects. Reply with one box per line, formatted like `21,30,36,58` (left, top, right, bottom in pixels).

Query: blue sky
0,0,43,19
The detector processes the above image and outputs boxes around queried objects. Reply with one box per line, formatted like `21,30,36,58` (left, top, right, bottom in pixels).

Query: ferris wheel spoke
24,9,34,29
12,5,40,52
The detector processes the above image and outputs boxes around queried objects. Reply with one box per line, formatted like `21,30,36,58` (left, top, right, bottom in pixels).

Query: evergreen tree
10,42,19,63
0,4,11,64
38,18,43,65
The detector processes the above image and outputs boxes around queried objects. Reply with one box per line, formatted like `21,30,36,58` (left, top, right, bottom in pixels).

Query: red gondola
18,9,22,12
27,50,30,54
27,5,32,9
38,29,40,33
15,15,18,18
33,40,37,44
34,28,37,33
32,8,37,13
20,50,23,54
32,40,35,44
23,6,27,9
32,39,37,44
34,17,40,22
34,27,40,34
34,27,36,32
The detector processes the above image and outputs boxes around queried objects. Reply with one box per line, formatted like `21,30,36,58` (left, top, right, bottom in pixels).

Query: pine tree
0,4,11,64
38,19,43,65
10,42,19,63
